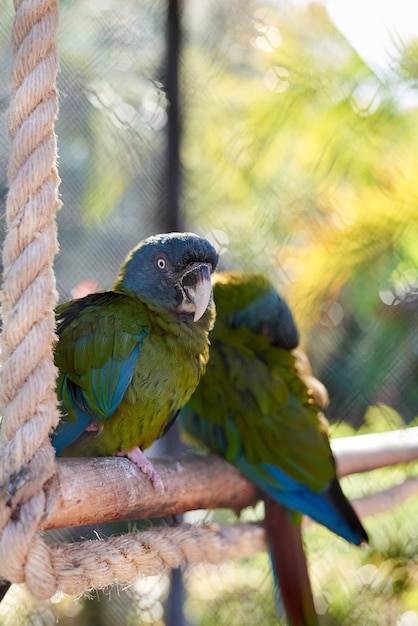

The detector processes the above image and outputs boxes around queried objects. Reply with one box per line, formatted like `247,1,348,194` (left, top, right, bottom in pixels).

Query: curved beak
180,263,212,321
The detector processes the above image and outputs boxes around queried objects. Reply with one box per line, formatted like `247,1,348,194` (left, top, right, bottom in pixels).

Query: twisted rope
50,523,266,597
0,0,61,599
0,0,266,602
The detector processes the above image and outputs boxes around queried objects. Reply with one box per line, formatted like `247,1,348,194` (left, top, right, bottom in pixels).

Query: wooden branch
351,476,418,519
332,426,418,476
42,455,258,530
41,427,418,531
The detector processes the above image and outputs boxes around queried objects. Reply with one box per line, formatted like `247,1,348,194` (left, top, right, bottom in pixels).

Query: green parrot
180,271,368,626
51,232,218,490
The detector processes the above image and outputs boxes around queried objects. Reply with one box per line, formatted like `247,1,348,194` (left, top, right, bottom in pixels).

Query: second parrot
181,271,368,625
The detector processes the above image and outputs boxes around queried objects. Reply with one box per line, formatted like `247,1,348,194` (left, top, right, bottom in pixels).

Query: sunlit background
0,0,418,624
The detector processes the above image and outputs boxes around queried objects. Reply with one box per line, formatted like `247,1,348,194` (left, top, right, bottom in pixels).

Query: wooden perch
41,426,418,531
351,476,418,519
332,426,418,475
42,455,257,530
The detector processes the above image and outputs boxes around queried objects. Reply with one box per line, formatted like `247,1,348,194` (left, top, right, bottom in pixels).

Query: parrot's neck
147,297,214,360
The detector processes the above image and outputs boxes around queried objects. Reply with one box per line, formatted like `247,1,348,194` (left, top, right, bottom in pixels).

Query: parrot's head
211,271,299,349
115,232,218,322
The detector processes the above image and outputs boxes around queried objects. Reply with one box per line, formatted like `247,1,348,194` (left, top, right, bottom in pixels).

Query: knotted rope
0,0,265,601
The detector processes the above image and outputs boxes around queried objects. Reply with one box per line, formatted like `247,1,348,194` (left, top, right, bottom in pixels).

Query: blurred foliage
1,0,418,624
181,1,418,428
1,0,416,424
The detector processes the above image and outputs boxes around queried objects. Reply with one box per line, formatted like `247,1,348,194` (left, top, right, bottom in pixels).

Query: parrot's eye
157,257,166,270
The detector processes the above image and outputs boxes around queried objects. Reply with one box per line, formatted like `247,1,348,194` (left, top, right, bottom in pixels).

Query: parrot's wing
182,328,366,545
52,292,149,454
184,328,334,486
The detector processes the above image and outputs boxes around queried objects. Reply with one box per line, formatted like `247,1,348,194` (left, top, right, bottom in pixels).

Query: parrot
51,231,218,490
180,271,368,626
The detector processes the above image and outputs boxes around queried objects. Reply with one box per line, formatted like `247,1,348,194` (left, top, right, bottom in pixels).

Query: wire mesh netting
1,0,418,624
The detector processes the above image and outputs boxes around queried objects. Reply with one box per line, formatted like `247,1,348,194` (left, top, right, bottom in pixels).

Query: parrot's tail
264,497,319,626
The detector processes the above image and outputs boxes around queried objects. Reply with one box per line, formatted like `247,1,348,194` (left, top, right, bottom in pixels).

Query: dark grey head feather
114,232,218,318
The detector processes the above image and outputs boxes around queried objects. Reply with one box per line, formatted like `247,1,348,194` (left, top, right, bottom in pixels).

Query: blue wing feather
182,409,364,545
238,457,362,544
52,344,141,454
52,343,141,453
52,291,150,455
52,401,93,455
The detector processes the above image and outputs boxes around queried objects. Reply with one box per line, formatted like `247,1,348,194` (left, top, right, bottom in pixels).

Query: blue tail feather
235,457,365,545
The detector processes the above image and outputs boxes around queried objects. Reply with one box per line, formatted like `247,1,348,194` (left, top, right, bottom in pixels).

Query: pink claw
117,447,164,492
85,421,102,433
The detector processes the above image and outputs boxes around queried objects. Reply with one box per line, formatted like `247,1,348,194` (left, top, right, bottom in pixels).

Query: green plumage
56,294,213,456
52,232,218,472
184,271,334,492
181,270,368,625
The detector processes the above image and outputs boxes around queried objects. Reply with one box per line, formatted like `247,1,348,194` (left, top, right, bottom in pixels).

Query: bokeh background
0,0,418,624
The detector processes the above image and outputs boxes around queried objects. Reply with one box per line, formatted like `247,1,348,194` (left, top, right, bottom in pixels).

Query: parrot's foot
85,421,103,434
117,447,164,492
